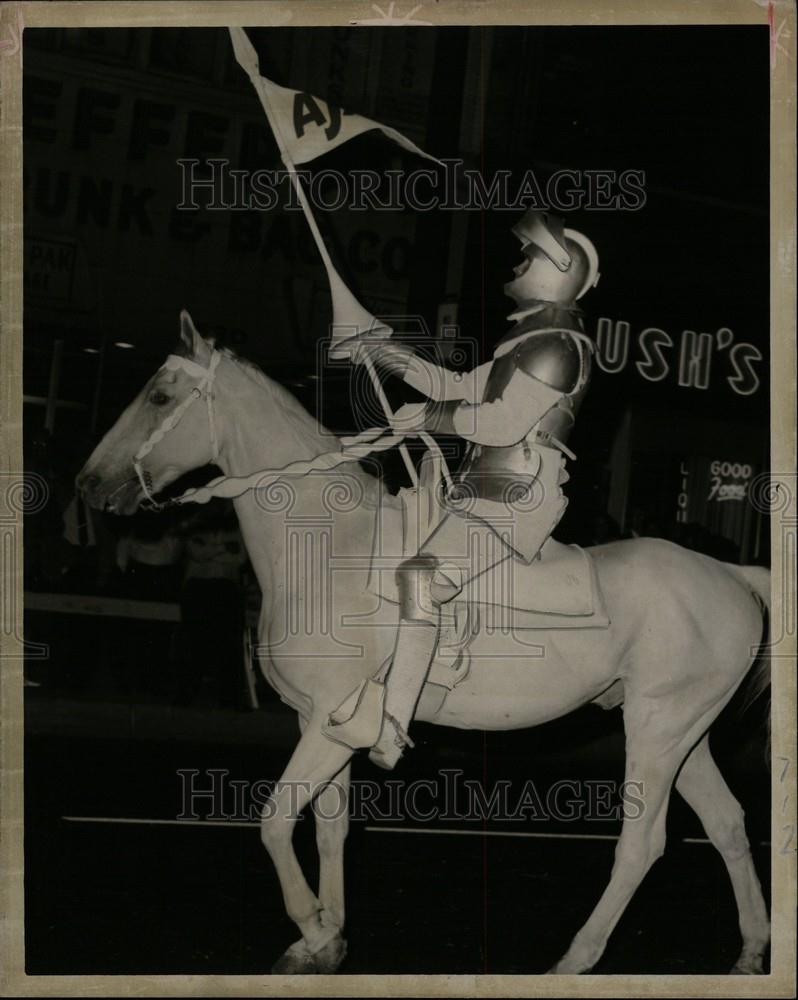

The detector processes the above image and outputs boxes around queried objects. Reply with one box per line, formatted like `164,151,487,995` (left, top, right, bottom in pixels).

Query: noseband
133,350,221,509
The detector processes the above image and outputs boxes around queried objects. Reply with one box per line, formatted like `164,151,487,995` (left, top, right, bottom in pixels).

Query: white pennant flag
258,75,443,167
230,27,441,167
230,27,413,349
229,27,422,484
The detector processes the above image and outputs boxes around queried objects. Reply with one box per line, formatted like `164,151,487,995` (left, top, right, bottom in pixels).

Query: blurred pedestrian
174,501,249,709
116,514,183,600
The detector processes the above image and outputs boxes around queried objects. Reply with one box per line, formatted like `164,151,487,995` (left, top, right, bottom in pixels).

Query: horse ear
179,309,200,355
179,309,215,361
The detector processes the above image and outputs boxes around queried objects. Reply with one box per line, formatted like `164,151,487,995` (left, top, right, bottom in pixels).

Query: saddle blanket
366,493,611,632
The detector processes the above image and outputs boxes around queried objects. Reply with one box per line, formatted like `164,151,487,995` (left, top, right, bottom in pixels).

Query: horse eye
149,390,171,407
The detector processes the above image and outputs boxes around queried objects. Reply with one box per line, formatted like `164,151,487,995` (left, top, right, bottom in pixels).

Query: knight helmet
504,209,600,309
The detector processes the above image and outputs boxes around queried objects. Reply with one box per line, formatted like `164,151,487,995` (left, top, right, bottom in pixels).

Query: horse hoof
547,952,594,974
311,933,348,973
271,934,347,974
271,939,316,974
730,957,764,975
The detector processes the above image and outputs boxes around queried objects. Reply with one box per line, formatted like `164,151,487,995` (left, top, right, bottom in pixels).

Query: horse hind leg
262,722,352,974
550,692,732,974
675,735,770,973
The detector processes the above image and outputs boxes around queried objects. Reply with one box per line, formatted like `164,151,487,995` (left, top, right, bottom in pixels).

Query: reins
135,350,446,511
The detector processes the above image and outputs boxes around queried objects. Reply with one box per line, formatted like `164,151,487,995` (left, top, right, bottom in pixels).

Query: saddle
368,499,609,620
366,481,610,691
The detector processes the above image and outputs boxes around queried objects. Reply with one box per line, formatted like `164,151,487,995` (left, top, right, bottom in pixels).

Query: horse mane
175,339,383,494
229,349,333,454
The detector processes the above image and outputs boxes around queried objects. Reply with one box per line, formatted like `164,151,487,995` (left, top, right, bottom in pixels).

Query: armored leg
321,553,443,765
366,554,443,769
369,553,440,770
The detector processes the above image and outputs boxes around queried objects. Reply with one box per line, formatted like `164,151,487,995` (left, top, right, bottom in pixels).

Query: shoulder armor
514,330,584,393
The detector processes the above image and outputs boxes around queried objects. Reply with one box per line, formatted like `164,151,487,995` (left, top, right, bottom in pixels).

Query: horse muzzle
76,468,142,515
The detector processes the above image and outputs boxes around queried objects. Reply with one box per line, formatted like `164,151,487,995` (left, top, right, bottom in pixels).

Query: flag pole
230,29,418,488
287,173,419,489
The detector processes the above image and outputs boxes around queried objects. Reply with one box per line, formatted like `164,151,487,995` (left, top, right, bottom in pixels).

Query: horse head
76,310,221,514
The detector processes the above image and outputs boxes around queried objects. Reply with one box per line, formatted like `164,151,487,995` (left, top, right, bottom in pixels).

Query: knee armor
396,552,440,623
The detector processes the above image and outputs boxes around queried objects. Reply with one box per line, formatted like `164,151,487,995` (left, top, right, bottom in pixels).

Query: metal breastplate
534,355,591,443
456,311,592,504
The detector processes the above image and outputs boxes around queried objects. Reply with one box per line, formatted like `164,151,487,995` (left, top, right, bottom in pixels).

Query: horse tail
726,563,771,716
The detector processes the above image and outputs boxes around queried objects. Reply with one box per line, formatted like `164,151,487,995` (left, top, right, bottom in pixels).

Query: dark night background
23,24,770,555
21,24,772,977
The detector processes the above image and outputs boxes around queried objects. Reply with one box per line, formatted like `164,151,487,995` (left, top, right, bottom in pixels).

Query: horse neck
213,357,382,593
216,360,332,473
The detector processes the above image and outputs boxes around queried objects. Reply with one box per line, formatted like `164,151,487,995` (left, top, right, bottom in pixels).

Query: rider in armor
322,210,600,767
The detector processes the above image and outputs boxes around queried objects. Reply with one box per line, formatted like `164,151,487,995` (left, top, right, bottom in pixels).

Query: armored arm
364,341,491,404
439,331,588,447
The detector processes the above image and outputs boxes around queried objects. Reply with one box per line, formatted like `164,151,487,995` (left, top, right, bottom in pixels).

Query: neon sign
707,460,753,502
595,320,763,396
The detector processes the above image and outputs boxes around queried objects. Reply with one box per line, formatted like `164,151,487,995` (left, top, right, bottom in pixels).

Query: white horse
77,314,771,975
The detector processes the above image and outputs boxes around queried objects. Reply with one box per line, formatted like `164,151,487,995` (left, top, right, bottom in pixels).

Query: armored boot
368,554,441,769
321,555,441,762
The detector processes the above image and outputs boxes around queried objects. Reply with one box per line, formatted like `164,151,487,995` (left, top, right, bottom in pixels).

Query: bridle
133,350,221,510
126,347,440,513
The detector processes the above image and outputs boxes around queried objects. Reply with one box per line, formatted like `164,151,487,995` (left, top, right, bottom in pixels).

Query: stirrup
368,713,415,770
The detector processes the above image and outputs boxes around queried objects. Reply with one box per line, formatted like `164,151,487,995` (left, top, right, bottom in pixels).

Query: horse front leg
262,720,352,973
295,717,351,935
314,762,351,935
